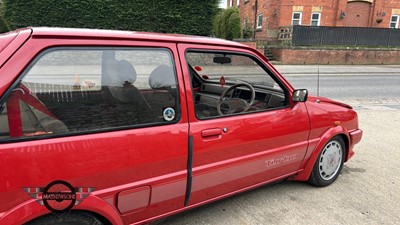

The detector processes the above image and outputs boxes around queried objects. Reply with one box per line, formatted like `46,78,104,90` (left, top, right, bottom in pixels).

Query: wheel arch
78,210,113,225
25,210,112,225
338,133,350,162
1,195,123,225
290,126,350,182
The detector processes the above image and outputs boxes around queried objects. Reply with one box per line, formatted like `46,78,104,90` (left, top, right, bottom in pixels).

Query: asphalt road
285,75,400,104
153,65,400,225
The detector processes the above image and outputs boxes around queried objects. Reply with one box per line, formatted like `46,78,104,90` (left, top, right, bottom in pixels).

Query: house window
237,0,240,6
390,15,399,28
229,0,233,7
311,13,321,26
292,12,302,26
257,14,263,29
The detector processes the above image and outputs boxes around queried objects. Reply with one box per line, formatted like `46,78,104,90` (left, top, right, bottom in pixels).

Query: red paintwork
0,29,31,96
0,27,362,225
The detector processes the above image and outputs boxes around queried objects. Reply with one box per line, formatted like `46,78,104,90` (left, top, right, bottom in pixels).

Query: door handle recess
201,128,222,138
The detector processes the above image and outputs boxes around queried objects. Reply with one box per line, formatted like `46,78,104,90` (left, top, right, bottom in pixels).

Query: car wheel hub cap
319,140,342,180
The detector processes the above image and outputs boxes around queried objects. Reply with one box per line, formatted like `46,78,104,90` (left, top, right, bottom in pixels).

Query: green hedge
213,7,241,40
0,16,7,33
0,2,7,33
2,0,219,36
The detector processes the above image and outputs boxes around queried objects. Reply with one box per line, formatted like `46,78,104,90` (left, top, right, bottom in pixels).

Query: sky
219,0,227,8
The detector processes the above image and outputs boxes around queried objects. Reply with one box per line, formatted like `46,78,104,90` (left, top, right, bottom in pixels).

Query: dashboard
194,83,286,118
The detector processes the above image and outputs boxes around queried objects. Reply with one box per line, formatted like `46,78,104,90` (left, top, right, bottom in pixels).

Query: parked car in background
0,27,362,225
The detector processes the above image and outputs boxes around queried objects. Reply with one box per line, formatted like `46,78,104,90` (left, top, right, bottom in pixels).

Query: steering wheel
217,82,255,115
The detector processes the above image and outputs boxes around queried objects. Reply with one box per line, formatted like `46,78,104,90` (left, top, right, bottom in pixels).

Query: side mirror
292,89,308,102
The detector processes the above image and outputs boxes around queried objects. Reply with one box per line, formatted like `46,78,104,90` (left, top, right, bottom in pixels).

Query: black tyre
308,136,345,187
25,211,105,225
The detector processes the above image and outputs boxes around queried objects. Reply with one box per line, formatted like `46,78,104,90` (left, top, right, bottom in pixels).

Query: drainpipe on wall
253,0,258,39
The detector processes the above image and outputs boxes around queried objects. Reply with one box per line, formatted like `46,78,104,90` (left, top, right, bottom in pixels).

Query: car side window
0,48,179,140
186,51,288,119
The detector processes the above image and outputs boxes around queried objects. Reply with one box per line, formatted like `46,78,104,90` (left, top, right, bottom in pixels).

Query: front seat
147,65,177,117
109,60,141,102
107,60,151,122
148,64,176,90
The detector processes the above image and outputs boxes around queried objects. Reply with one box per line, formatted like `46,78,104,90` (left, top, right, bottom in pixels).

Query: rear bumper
347,129,363,160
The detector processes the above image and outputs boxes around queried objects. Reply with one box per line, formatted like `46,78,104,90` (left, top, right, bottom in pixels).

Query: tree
213,7,241,40
0,2,8,33
1,0,219,36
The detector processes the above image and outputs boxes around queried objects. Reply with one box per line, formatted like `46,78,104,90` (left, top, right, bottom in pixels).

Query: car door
178,44,311,205
0,36,189,224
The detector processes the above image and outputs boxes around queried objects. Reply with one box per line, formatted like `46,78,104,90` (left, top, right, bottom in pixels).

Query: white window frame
237,0,240,6
256,14,263,29
390,15,399,28
311,12,321,26
292,12,302,26
229,0,233,7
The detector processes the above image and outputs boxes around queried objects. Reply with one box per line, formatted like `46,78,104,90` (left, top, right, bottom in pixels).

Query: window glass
390,15,399,28
0,48,178,140
311,13,320,26
292,12,302,25
257,14,263,28
186,52,287,119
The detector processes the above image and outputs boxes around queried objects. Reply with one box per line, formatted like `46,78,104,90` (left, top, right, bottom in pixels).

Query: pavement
157,109,400,225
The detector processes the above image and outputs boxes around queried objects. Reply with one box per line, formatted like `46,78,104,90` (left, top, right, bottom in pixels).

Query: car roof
26,27,246,48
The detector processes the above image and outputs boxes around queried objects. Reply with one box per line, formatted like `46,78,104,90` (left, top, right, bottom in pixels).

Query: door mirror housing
292,89,308,102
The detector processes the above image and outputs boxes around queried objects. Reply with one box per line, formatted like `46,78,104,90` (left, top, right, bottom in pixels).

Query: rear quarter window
0,47,179,140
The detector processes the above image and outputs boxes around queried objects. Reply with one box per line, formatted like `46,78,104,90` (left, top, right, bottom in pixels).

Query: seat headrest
149,65,176,89
103,59,137,87
117,60,137,86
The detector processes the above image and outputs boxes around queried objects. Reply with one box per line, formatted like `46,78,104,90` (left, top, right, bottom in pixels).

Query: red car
0,27,362,225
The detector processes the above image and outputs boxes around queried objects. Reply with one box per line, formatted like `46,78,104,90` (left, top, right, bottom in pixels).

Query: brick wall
235,0,400,41
373,0,400,28
343,1,371,27
271,48,400,65
236,41,264,54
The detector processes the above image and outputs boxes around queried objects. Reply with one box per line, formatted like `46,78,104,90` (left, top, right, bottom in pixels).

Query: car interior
0,51,178,138
187,55,287,119
0,50,288,139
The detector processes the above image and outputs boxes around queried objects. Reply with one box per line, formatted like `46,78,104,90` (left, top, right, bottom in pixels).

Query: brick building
228,0,400,40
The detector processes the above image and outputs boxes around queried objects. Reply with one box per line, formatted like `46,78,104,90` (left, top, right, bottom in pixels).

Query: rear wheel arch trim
68,195,123,225
25,210,111,225
2,195,122,225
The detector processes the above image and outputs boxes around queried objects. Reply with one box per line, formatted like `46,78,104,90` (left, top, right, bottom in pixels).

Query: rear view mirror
213,56,231,64
292,89,308,102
